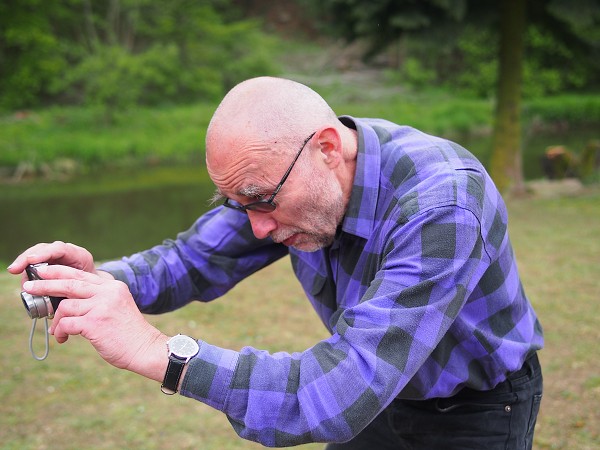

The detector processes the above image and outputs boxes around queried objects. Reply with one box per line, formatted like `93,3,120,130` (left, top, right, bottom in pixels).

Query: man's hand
21,264,169,382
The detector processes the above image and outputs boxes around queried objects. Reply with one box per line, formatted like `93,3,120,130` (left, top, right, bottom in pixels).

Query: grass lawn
1,186,599,449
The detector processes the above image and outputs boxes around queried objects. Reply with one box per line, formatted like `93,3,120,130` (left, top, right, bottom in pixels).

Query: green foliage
56,44,223,109
524,94,600,123
522,24,596,96
397,23,598,98
0,0,279,111
0,103,215,171
452,27,498,98
396,57,437,89
314,0,600,96
314,0,468,45
0,0,75,109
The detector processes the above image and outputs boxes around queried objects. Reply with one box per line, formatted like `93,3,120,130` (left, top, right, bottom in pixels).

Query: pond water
458,126,598,180
1,166,216,264
1,127,597,265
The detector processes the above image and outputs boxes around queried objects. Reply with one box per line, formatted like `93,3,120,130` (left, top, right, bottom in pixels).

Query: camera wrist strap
29,317,50,361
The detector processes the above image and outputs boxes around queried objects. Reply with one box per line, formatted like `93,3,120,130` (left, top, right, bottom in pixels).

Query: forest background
1,0,599,187
1,1,599,449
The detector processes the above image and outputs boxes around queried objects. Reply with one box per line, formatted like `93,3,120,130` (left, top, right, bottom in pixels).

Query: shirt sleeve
180,204,487,446
98,206,288,313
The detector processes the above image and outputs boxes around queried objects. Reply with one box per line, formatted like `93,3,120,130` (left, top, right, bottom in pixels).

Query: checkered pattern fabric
100,117,543,446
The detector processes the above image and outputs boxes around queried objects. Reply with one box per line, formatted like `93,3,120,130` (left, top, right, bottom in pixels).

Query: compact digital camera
20,263,65,319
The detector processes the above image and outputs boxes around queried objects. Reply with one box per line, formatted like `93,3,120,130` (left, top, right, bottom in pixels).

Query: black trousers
326,353,543,450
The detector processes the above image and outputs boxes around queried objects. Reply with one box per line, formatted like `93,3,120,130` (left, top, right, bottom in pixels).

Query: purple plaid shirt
100,117,543,446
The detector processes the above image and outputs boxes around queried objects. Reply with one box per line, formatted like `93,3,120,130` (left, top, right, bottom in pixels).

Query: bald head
206,77,340,157
204,78,358,249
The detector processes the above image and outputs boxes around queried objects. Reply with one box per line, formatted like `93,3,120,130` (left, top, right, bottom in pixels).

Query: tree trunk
490,0,527,195
82,0,99,51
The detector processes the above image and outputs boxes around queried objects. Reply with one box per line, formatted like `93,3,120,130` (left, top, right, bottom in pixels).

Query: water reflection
2,167,215,263
456,126,598,180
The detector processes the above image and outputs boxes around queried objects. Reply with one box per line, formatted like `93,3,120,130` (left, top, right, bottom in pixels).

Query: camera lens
20,264,66,319
20,292,53,319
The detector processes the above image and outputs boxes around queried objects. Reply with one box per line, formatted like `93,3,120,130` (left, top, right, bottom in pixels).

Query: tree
312,0,600,194
0,0,81,108
490,0,527,194
0,0,279,111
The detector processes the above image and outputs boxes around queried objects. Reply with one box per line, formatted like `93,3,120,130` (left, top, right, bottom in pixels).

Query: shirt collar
338,116,381,240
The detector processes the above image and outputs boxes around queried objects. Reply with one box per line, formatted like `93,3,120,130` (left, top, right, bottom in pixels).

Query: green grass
1,187,599,449
507,189,600,450
2,90,599,174
0,104,215,170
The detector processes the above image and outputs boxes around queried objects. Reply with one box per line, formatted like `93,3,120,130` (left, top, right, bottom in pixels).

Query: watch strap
161,355,185,395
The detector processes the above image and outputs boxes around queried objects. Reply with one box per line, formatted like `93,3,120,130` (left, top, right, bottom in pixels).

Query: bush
56,44,224,110
398,57,437,89
397,23,598,99
0,1,279,111
524,95,600,124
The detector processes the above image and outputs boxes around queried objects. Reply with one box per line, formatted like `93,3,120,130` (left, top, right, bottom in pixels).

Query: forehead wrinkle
209,138,289,199
210,156,259,186
211,161,278,200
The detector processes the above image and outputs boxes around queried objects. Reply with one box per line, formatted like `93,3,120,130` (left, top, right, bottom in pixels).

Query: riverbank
2,88,599,182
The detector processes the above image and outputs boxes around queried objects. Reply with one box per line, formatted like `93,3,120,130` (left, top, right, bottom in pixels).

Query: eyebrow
210,184,271,205
239,184,266,198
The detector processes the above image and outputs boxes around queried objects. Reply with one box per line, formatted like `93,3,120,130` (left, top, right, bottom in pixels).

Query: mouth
281,234,298,246
271,228,302,246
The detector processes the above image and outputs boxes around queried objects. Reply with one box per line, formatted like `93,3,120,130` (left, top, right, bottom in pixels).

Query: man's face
265,159,345,251
207,139,347,252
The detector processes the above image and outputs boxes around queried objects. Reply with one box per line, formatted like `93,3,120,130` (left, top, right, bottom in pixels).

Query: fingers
22,265,102,299
7,241,95,274
50,298,94,343
8,241,68,273
35,264,103,284
23,277,97,300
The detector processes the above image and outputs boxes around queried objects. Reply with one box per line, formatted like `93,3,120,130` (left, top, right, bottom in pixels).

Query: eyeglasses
222,132,316,213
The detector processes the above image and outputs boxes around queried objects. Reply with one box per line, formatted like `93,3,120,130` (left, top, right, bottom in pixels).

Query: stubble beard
271,174,346,252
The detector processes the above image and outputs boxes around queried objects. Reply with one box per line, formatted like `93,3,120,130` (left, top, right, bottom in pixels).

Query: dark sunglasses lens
246,202,276,213
223,199,244,210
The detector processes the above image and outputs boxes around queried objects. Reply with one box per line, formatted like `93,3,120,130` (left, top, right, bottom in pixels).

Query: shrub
0,1,279,111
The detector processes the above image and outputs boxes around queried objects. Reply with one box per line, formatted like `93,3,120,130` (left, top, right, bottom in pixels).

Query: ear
315,127,342,168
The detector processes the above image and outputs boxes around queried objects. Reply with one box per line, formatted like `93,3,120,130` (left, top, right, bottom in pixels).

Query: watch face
169,335,200,358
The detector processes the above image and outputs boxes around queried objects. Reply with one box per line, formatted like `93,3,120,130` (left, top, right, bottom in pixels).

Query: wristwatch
161,334,200,395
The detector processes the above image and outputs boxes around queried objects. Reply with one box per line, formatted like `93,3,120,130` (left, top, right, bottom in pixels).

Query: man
9,76,543,449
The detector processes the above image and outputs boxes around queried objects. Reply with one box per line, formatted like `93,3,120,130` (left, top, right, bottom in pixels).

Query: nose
247,210,278,240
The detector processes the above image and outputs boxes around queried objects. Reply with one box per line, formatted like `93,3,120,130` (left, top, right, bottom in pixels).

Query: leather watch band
161,355,185,395
161,334,199,395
